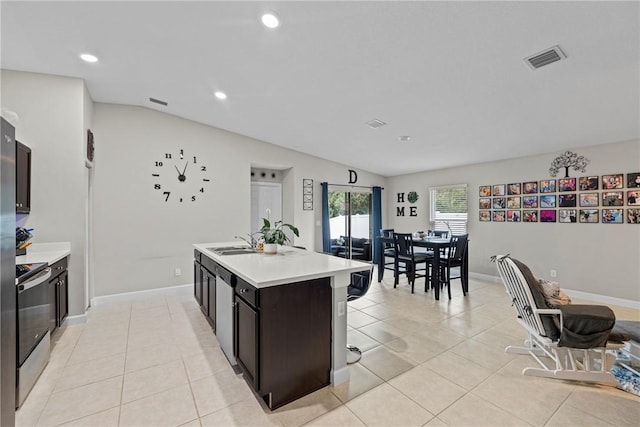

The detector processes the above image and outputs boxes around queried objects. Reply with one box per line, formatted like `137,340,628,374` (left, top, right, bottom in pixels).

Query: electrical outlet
175,268,181,277
550,269,557,278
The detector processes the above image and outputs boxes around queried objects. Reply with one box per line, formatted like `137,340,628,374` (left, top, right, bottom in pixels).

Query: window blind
429,185,468,234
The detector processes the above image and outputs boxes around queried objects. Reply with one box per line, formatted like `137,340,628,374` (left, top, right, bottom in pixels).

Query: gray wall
386,139,640,302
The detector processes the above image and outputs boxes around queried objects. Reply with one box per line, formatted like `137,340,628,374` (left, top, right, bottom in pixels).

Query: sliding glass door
328,189,372,260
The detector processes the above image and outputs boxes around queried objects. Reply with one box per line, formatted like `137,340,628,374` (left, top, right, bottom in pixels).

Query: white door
251,182,282,233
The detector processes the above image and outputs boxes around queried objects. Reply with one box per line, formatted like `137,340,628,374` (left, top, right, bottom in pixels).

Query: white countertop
16,242,71,265
194,242,371,288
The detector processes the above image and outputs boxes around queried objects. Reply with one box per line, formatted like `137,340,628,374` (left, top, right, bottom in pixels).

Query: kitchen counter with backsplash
16,242,70,265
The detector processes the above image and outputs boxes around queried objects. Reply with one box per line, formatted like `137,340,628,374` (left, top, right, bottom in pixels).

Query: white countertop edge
17,242,71,265
194,242,371,289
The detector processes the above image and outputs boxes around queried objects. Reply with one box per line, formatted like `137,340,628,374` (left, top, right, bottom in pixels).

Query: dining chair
393,233,432,293
380,229,396,279
436,234,469,299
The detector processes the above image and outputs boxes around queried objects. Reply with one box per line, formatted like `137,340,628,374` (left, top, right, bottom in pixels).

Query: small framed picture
492,210,505,222
627,190,640,206
540,195,556,208
507,183,521,195
479,211,491,222
522,210,538,222
507,197,521,209
492,184,505,196
579,193,599,207
522,196,538,209
627,208,640,224
579,209,599,223
602,191,624,206
627,173,640,188
558,209,577,223
540,210,556,222
479,197,491,209
492,197,506,209
602,209,623,223
522,181,538,194
602,174,623,189
578,176,599,191
507,210,521,222
558,194,577,207
479,186,492,197
558,177,576,192
539,179,556,193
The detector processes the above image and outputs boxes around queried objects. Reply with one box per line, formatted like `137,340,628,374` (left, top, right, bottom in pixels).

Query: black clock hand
175,165,182,176
182,162,188,175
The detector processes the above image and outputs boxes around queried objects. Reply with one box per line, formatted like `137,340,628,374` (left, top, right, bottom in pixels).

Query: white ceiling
1,1,638,177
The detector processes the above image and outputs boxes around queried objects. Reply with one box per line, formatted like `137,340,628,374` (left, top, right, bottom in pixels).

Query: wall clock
152,149,211,202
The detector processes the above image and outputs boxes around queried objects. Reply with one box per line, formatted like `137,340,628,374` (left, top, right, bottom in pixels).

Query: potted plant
258,217,299,254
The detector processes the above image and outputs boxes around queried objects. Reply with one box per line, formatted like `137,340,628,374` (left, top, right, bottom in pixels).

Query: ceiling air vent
149,97,168,106
366,119,387,129
524,45,566,70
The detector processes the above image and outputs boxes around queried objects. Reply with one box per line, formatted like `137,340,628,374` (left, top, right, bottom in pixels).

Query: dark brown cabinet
234,276,332,410
15,140,31,214
193,250,216,330
49,257,68,334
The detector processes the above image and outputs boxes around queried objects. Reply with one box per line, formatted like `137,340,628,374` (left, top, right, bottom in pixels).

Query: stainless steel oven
15,262,51,407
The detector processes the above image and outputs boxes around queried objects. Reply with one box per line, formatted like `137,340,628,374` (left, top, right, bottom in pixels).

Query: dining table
375,235,469,300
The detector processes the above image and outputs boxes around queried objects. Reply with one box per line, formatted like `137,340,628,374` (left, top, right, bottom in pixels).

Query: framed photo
540,210,556,222
602,191,624,207
479,185,492,197
627,172,640,188
492,184,505,197
522,181,538,194
507,210,521,222
540,195,556,208
522,196,538,209
492,197,506,209
539,179,556,193
522,210,538,222
492,210,505,222
602,174,623,189
627,190,640,206
479,211,491,222
558,177,576,192
558,194,576,207
579,209,599,223
479,197,491,209
578,176,598,191
507,196,521,209
558,209,577,223
579,193,599,207
507,183,521,195
627,208,640,224
602,209,623,223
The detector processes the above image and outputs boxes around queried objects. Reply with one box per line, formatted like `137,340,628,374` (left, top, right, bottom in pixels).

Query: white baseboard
91,284,192,307
62,314,87,326
331,366,350,386
468,272,639,310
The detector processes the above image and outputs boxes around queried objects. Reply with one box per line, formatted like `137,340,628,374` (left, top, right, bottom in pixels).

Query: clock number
201,166,207,172
200,187,204,193
152,174,159,177
154,184,161,190
179,149,184,159
180,198,183,202
165,153,172,159
193,156,197,164
191,196,196,202
163,191,170,202
155,161,163,167
203,178,210,182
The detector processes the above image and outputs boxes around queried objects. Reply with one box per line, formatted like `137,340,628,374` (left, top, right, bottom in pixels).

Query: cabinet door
48,277,57,333
15,141,31,213
193,262,202,305
235,297,258,388
201,266,209,316
206,271,216,331
57,272,68,326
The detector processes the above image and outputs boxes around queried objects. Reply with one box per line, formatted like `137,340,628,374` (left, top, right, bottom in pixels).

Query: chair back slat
393,233,414,258
447,234,468,261
381,229,395,249
495,255,547,337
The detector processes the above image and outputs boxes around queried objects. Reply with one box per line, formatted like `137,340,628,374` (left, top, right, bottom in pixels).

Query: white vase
263,243,278,254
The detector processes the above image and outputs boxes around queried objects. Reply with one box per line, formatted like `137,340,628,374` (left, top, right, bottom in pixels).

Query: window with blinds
429,185,468,234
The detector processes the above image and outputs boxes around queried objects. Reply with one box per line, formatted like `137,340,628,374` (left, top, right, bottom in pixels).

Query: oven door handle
17,268,52,293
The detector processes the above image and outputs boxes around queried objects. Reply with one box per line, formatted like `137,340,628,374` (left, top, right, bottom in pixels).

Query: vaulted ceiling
2,1,638,176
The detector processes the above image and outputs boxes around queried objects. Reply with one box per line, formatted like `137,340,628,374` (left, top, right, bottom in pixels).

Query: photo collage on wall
479,172,640,224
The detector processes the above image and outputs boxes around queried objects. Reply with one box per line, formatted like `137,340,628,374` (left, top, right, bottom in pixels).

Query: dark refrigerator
1,116,16,426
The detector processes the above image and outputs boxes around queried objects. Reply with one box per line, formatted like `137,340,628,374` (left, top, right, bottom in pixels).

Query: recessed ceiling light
214,91,227,100
261,12,280,29
80,53,98,63
399,136,412,142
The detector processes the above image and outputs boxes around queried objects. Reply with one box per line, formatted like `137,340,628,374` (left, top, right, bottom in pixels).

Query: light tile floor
16,270,640,426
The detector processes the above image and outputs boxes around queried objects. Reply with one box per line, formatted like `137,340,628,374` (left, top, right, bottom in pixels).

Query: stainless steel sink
208,246,256,255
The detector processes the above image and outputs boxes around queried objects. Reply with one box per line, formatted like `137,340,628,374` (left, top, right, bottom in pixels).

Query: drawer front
201,255,217,275
235,278,258,308
194,249,202,263
50,257,68,275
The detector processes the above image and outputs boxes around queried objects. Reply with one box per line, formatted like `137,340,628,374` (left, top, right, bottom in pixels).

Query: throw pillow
537,278,572,308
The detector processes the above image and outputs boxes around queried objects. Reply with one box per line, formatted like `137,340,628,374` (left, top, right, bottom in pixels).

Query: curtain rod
324,183,384,190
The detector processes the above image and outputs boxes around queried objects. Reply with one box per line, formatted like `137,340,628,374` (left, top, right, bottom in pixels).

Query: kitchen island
193,242,370,409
